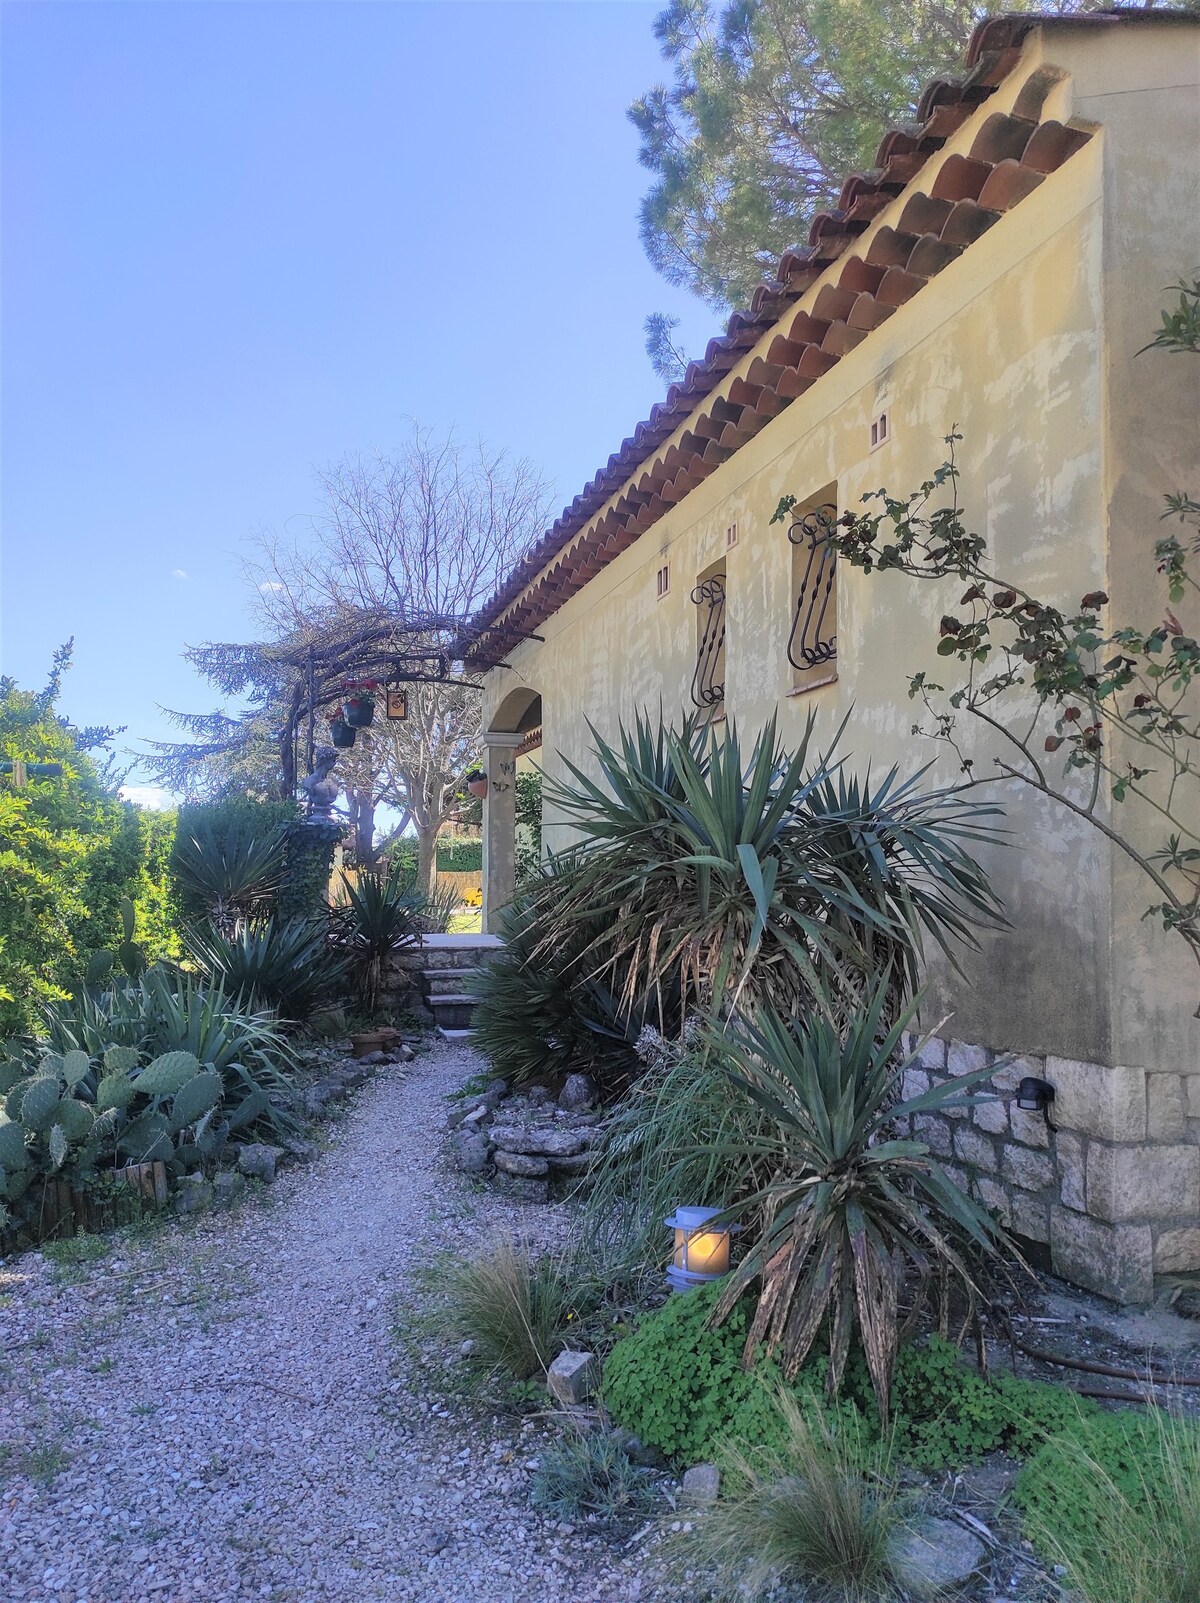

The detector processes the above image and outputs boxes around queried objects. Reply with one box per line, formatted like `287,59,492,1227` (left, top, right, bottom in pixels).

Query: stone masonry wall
899,1033,1200,1304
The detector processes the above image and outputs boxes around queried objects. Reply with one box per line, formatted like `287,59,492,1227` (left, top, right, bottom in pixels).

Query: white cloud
258,580,285,594
171,568,190,581
120,784,175,811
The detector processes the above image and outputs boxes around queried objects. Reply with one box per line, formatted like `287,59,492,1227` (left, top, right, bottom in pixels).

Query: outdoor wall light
665,1206,734,1293
1016,1076,1056,1124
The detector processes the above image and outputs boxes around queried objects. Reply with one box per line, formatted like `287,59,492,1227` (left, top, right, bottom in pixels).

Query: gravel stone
0,1041,651,1601
236,1143,284,1182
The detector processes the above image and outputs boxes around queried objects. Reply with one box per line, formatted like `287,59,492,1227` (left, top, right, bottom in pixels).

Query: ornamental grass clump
672,1389,913,1603
709,980,1011,1423
531,1423,655,1524
440,1235,580,1382
1018,1404,1200,1603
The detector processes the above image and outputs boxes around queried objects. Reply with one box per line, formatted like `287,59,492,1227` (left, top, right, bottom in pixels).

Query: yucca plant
183,916,346,1019
709,980,1010,1422
540,711,1003,1027
337,866,426,1013
170,817,287,931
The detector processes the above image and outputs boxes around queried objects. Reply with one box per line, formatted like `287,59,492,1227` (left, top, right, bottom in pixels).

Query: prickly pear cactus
103,1044,140,1077
0,1119,29,1172
135,1051,200,1098
61,1049,92,1089
95,1074,137,1112
16,1076,62,1134
118,1110,173,1164
169,1072,222,1134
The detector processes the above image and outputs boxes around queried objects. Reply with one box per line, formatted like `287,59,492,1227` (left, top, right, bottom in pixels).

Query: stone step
424,967,483,996
427,995,478,1032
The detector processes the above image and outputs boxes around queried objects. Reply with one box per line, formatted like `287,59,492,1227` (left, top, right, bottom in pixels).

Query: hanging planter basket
330,719,356,749
465,769,488,799
343,694,375,729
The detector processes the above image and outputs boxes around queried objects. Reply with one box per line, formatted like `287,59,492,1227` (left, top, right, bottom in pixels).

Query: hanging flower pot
465,769,488,799
330,719,356,749
343,693,375,729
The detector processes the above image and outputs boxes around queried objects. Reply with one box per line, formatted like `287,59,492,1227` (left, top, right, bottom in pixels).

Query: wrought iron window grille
690,572,726,709
788,504,838,673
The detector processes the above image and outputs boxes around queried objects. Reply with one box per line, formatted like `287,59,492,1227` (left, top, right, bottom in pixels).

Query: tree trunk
415,820,439,899
349,788,379,867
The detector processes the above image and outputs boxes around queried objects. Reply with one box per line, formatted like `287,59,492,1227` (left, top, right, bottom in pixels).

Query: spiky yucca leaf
709,981,1011,1423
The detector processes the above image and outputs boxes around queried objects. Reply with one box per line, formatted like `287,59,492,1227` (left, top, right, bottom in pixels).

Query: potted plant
330,718,356,749
342,681,377,728
465,767,488,798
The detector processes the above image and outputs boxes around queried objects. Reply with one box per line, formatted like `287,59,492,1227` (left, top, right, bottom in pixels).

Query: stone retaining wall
900,1032,1200,1303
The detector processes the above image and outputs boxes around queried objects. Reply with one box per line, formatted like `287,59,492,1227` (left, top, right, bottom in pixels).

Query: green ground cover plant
602,1286,1103,1473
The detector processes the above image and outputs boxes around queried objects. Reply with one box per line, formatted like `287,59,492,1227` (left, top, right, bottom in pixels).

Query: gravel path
0,1041,656,1603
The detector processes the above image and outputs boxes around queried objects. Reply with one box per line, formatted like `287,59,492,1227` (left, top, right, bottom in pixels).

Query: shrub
531,1424,655,1523
669,1389,912,1603
438,1236,583,1381
1016,1405,1200,1603
170,803,292,927
435,840,482,873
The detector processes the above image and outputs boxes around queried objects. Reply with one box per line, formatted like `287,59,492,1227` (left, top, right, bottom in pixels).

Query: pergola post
481,731,523,934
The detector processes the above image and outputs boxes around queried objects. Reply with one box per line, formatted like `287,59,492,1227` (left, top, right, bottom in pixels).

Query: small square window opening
870,411,890,451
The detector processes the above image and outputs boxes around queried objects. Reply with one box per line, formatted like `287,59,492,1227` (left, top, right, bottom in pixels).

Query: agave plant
708,980,1010,1423
183,916,347,1020
337,867,426,1013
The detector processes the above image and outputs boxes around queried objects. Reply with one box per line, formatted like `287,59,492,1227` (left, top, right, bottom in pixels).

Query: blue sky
1,1,714,796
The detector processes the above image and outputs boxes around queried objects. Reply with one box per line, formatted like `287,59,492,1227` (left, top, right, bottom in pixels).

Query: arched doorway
481,689,541,932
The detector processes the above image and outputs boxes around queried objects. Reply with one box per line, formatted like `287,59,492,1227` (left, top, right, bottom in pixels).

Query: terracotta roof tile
460,9,1195,669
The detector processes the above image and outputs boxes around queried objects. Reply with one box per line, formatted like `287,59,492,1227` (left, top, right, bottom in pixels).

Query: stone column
482,732,522,934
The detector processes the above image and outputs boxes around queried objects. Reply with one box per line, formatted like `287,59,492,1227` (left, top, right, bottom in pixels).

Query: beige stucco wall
484,24,1200,1087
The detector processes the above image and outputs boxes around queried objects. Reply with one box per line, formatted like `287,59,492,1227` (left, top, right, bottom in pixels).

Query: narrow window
725,521,739,549
788,490,838,693
870,411,890,450
656,563,670,599
690,562,726,712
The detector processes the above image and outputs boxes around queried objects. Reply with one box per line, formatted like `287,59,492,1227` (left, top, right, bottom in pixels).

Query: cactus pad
18,1076,62,1133
62,1050,92,1089
103,1045,140,1077
0,1120,29,1170
169,1072,222,1133
135,1051,200,1097
96,1074,138,1112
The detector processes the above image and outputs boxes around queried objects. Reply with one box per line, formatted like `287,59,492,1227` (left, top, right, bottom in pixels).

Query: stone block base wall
899,1033,1200,1304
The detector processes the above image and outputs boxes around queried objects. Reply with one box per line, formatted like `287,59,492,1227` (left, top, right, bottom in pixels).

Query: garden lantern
665,1206,733,1292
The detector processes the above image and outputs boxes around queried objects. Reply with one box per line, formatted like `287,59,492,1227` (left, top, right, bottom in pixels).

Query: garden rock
681,1462,721,1505
558,1073,597,1112
489,1125,585,1160
337,1064,372,1088
612,1429,665,1468
453,1131,489,1174
212,1169,245,1206
890,1518,985,1598
174,1174,212,1215
237,1143,285,1183
527,1086,554,1106
546,1349,598,1406
485,1077,508,1099
549,1152,591,1176
493,1151,549,1178
492,1173,549,1202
